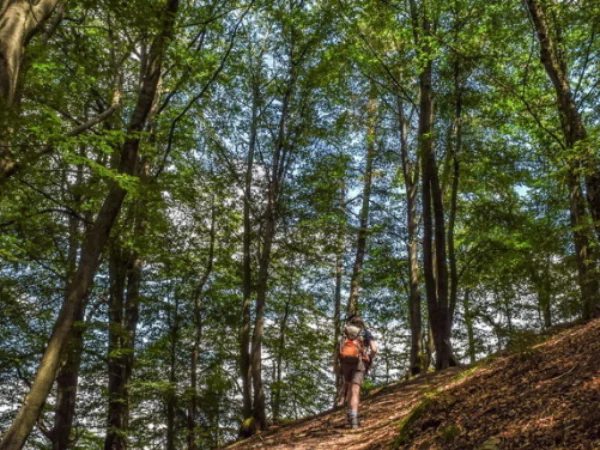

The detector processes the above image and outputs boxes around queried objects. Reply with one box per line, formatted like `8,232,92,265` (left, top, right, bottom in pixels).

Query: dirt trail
224,319,600,450
223,368,462,450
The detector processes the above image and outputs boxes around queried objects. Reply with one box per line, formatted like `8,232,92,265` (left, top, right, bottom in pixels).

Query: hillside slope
223,318,600,450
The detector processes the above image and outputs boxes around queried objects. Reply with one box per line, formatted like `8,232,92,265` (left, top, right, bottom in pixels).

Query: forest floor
223,318,600,450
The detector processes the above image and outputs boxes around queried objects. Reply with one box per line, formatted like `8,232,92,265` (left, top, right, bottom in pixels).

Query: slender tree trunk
398,97,423,376
250,54,296,432
240,80,258,428
333,179,345,406
346,97,376,317
0,3,179,447
52,166,85,450
462,290,476,364
167,293,179,450
104,244,128,450
272,297,290,423
526,0,600,243
104,182,147,450
413,0,453,371
567,173,599,320
447,62,463,323
188,201,216,450
251,190,275,431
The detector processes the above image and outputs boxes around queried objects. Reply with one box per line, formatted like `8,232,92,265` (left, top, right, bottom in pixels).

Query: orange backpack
339,327,369,364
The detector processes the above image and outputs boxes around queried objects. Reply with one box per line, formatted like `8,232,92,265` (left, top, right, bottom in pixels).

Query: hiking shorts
341,362,365,386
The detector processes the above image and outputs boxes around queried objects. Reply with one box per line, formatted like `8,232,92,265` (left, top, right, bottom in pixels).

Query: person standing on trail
337,315,377,429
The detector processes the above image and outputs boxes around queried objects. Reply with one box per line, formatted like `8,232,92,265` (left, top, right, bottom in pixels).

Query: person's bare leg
346,382,361,428
345,382,352,407
349,383,360,411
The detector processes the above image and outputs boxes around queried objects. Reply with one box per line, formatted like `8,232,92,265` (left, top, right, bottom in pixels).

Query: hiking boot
346,411,360,429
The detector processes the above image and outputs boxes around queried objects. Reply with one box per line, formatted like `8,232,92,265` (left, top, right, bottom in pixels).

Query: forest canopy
0,0,599,448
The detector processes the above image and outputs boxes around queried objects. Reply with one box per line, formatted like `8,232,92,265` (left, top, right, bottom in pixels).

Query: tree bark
272,296,290,423
567,172,599,320
0,2,178,447
462,290,476,364
346,97,376,317
240,78,259,429
412,0,453,371
0,0,64,175
333,179,345,406
52,162,86,450
398,97,423,376
104,243,128,450
167,292,179,450
188,200,216,450
525,0,600,244
0,0,62,105
447,61,463,323
250,51,297,432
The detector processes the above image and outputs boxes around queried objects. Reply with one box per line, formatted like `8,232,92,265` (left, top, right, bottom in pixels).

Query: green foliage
1,0,599,446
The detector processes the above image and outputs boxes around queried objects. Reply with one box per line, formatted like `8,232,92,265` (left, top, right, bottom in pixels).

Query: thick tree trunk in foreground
0,0,64,176
0,2,178,447
0,0,62,105
346,97,376,317
398,97,423,376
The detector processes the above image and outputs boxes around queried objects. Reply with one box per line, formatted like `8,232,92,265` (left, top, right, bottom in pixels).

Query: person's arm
364,329,378,357
369,339,378,356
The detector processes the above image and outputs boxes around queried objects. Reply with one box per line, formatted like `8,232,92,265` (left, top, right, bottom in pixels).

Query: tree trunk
251,190,275,431
525,0,600,243
463,290,476,364
250,53,296,432
167,293,179,450
0,0,62,105
398,97,423,376
104,244,128,450
240,79,258,428
346,97,376,317
0,0,63,175
52,170,85,450
567,172,599,320
333,179,345,406
0,2,178,447
188,201,216,450
414,0,452,371
272,296,290,423
447,61,463,323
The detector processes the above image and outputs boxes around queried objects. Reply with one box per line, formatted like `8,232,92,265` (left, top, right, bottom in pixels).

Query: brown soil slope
400,318,600,450
224,319,600,450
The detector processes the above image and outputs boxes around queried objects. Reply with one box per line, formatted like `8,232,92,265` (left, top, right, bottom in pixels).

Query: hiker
337,315,377,429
